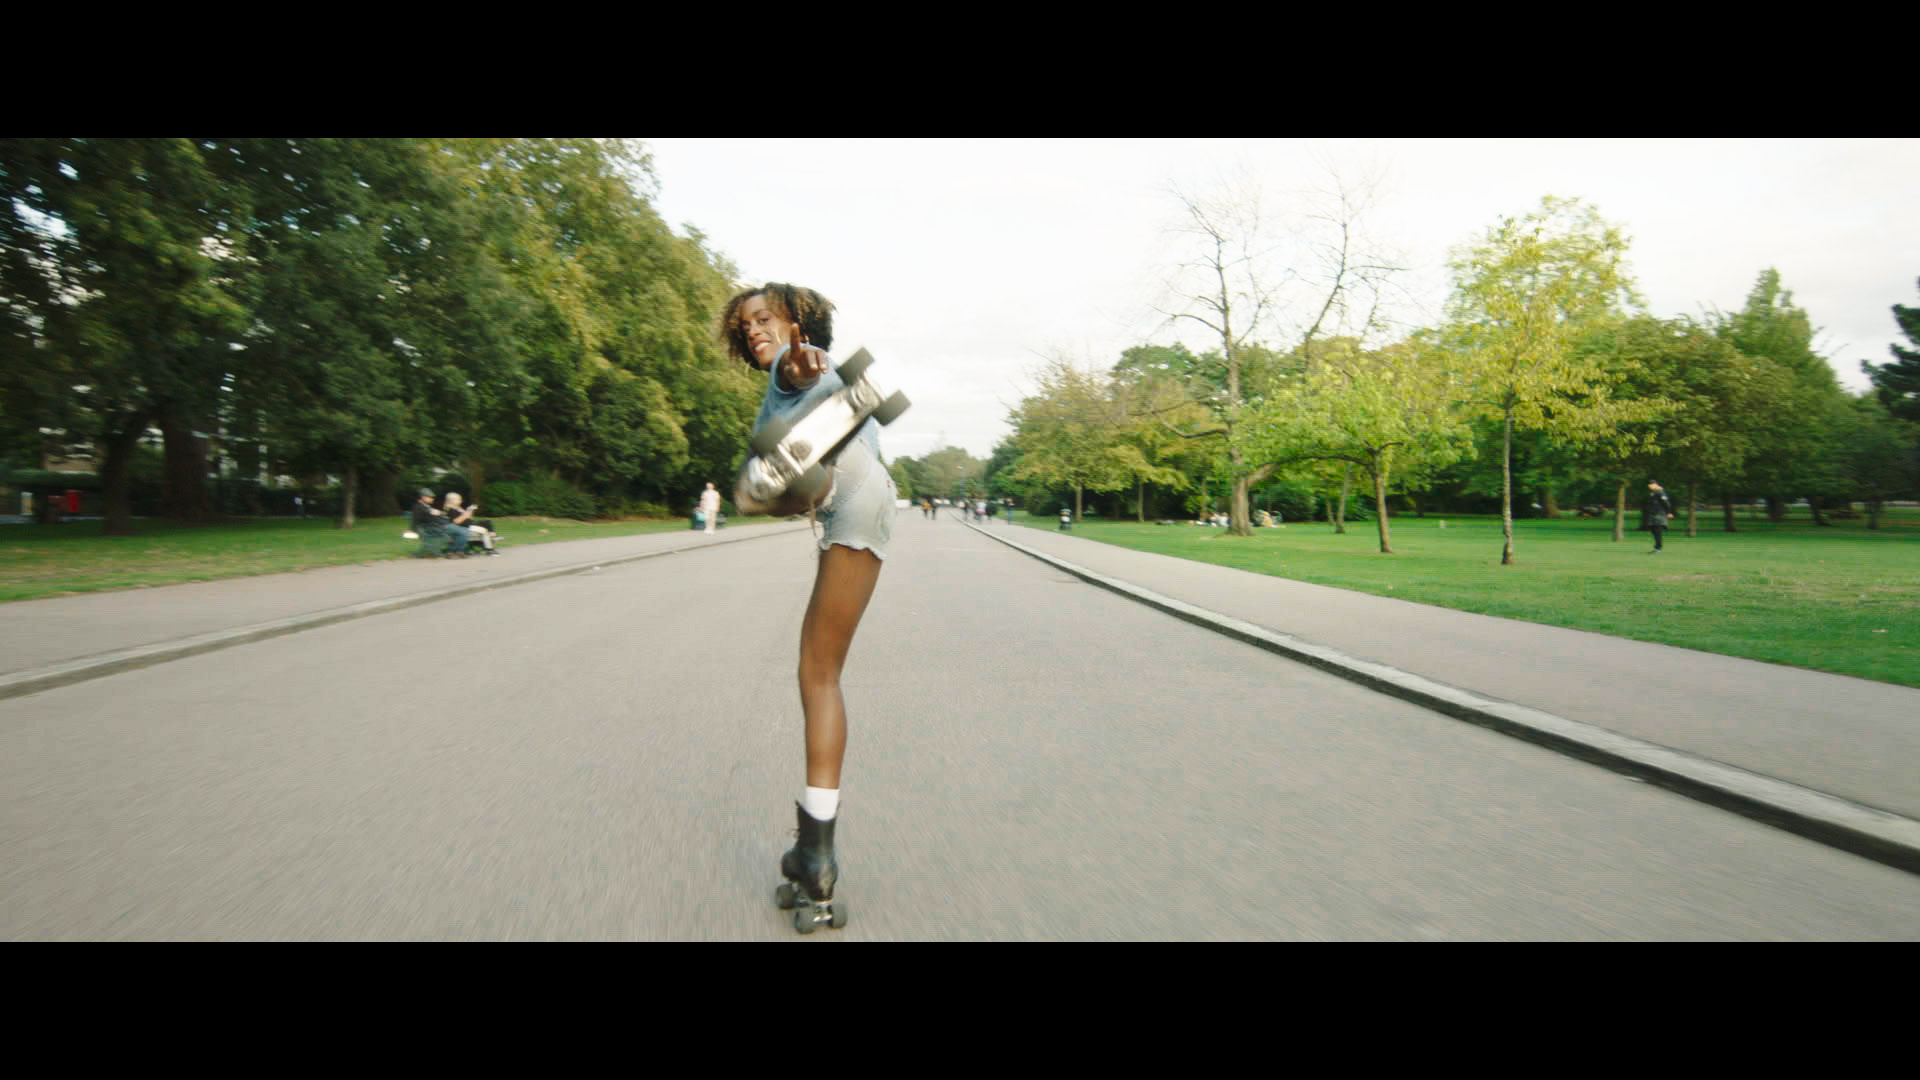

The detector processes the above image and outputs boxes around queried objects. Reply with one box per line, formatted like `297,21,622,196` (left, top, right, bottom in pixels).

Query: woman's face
738,294,788,370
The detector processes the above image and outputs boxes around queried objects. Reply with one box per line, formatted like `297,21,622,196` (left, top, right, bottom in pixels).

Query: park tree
220,138,523,528
436,139,748,509
1008,357,1144,521
899,444,985,501
1572,315,1792,537
1831,395,1920,529
1254,338,1471,553
1862,277,1920,424
0,138,250,534
1108,344,1208,520
887,458,914,502
1445,196,1651,565
1712,269,1850,524
981,437,1022,499
1155,177,1403,536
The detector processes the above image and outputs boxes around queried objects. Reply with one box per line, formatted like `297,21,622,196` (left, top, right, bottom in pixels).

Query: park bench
402,526,503,557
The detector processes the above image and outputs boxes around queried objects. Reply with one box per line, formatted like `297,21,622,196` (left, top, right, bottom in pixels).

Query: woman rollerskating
723,282,894,933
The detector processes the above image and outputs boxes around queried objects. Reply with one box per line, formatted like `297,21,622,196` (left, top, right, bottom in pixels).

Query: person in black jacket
410,488,455,558
1645,480,1674,553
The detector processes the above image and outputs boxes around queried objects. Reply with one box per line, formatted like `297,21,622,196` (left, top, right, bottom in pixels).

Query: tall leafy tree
438,139,748,508
1712,269,1848,524
1008,358,1140,521
1863,278,1920,424
221,138,520,526
1574,315,1791,536
1254,339,1471,553
1445,196,1652,565
0,138,248,533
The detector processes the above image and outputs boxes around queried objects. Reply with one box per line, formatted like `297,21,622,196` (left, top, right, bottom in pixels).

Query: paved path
3,512,1917,939
962,517,1920,823
0,521,810,679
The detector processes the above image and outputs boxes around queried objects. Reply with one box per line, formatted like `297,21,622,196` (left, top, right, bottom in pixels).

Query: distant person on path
724,281,895,931
410,489,453,557
1645,480,1674,553
699,482,722,534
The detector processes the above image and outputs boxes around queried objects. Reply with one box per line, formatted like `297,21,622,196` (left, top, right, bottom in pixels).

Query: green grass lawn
0,514,785,605
1015,509,1920,688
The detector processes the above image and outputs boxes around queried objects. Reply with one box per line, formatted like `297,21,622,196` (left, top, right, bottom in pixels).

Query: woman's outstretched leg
797,543,883,790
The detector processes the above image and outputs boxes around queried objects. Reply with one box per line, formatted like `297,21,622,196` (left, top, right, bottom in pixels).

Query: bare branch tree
1151,170,1408,535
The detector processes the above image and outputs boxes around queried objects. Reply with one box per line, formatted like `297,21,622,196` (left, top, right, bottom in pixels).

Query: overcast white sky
645,138,1920,461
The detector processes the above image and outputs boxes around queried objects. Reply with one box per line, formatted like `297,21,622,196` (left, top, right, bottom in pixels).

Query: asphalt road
3,513,1916,940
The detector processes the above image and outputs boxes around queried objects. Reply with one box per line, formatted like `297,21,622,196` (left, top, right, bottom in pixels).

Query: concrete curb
0,523,810,703
964,521,1920,878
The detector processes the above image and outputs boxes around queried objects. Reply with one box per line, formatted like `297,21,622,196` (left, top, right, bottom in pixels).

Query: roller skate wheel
775,882,798,910
793,907,818,934
873,391,910,426
836,348,874,384
828,900,849,930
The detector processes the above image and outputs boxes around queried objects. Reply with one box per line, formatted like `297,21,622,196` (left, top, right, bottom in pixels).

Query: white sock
802,786,840,821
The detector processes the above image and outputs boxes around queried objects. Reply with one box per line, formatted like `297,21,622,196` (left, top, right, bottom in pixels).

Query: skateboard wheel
751,418,790,458
776,882,798,910
794,907,818,934
873,390,910,426
828,900,848,930
835,348,874,384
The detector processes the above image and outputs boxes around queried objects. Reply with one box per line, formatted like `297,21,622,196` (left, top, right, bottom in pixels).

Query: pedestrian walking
699,482,722,534
1645,480,1674,553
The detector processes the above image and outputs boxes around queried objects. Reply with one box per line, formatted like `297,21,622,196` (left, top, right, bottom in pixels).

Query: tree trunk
1722,493,1737,533
1500,410,1515,565
1869,499,1882,529
1409,492,1423,518
1686,482,1698,538
99,414,147,537
1230,472,1251,537
1372,459,1393,554
157,403,210,523
337,465,358,529
1766,496,1786,522
1809,496,1832,527
361,470,399,519
1073,483,1083,523
1136,477,1145,523
1612,480,1627,542
1543,487,1560,518
1335,463,1351,534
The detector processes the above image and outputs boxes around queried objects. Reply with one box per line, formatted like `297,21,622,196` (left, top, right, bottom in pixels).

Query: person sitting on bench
444,492,496,556
410,489,456,557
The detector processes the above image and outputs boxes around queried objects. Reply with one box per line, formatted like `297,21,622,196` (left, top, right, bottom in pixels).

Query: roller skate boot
774,803,847,933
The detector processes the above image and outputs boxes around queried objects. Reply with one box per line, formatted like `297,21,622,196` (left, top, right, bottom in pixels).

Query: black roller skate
774,803,847,934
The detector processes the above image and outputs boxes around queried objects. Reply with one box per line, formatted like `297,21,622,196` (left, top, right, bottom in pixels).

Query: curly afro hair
719,283,835,370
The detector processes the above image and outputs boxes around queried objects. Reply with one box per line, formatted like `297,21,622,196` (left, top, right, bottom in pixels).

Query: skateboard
735,347,910,516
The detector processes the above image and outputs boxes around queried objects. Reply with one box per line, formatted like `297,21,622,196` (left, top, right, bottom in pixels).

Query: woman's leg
797,544,883,789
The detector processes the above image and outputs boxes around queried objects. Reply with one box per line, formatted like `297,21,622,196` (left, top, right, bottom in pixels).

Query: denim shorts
815,438,895,560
